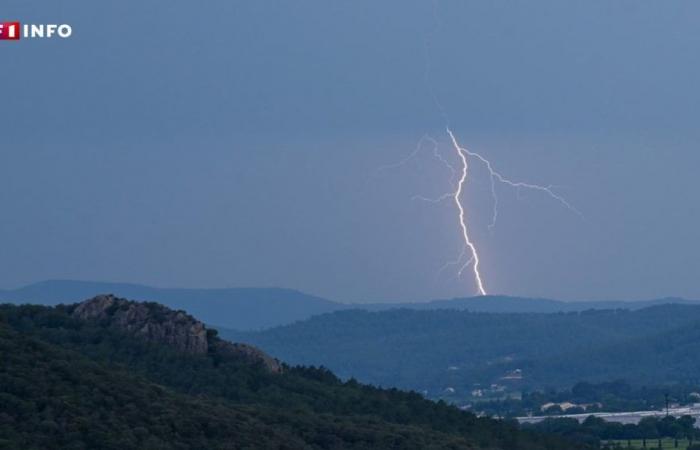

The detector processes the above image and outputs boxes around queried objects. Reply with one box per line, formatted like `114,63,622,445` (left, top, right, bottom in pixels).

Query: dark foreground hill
225,305,700,396
1,280,695,331
0,296,588,450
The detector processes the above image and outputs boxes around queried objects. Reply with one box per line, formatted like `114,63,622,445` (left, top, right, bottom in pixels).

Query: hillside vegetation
0,297,589,450
224,305,700,394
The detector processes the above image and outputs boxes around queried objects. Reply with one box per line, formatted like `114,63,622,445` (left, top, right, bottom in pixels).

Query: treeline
0,302,591,449
225,305,700,393
525,415,699,448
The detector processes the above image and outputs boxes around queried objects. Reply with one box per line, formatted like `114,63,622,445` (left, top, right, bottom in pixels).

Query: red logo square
0,22,20,40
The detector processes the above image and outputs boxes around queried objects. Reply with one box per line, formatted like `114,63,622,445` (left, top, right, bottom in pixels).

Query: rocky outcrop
72,294,281,373
72,295,208,354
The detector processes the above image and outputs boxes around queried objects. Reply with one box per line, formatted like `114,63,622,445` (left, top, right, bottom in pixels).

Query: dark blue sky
1,1,698,302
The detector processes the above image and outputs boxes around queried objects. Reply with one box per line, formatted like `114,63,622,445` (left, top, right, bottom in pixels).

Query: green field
604,438,696,449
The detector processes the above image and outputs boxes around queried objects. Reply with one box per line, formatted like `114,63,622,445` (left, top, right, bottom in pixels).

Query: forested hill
224,304,700,393
0,297,589,450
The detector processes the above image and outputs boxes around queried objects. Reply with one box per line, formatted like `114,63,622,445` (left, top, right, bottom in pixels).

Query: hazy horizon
2,1,699,302
1,278,696,305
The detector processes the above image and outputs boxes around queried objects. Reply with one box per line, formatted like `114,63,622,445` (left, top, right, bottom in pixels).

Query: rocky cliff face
72,295,281,373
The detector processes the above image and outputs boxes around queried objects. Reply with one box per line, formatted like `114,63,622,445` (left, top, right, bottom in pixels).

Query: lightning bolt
442,127,582,295
376,1,581,296
377,128,580,296
450,130,487,295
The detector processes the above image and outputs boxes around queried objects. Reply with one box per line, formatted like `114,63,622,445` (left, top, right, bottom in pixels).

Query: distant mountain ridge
364,295,698,313
1,280,696,331
0,280,340,331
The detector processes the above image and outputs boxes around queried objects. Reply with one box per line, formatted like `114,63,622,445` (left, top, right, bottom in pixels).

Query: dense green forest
0,300,590,450
223,306,700,395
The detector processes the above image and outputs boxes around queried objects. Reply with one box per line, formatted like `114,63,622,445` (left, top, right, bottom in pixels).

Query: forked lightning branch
384,129,580,296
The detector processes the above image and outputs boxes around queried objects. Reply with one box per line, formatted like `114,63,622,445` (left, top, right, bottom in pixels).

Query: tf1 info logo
0,22,73,40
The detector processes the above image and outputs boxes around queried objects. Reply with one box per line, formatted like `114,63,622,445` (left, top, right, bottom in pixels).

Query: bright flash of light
375,128,580,296
379,1,581,296
450,130,487,295
440,127,581,295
